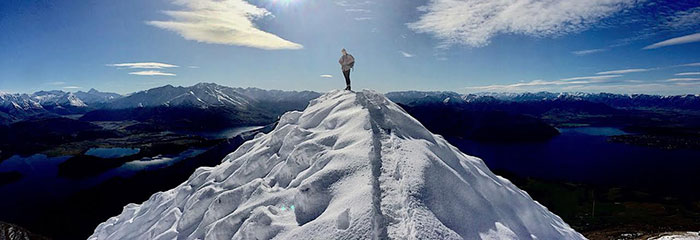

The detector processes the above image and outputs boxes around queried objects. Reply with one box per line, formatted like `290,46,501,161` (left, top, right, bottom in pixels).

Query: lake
85,147,140,158
0,148,206,207
446,127,700,196
176,126,265,139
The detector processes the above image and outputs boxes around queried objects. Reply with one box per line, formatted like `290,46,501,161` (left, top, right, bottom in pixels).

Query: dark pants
343,70,351,86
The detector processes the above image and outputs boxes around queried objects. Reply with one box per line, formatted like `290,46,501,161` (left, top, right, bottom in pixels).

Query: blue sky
1,0,699,95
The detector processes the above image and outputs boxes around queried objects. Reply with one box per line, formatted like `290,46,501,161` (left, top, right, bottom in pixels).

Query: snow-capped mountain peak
106,83,253,109
90,90,583,240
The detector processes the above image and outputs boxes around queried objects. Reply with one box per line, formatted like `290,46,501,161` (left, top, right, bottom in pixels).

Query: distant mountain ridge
103,83,319,110
0,89,121,123
387,91,700,110
79,83,322,130
4,84,699,125
0,83,322,125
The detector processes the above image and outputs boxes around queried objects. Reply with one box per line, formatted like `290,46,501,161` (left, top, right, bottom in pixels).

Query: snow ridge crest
90,90,584,240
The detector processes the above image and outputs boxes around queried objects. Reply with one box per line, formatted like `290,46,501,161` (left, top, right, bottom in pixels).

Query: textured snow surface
649,232,700,240
90,90,584,240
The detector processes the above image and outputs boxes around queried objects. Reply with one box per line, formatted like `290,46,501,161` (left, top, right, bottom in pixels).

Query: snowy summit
90,90,584,240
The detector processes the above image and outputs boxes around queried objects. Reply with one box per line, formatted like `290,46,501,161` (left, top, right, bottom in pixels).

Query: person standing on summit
339,48,355,91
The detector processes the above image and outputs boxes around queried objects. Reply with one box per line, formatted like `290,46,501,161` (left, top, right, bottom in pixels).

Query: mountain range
387,91,700,110
0,88,119,123
0,83,321,127
4,84,699,129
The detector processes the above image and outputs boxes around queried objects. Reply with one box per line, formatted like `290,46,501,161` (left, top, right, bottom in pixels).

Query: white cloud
674,82,700,86
399,51,415,58
465,75,626,92
46,81,66,85
556,83,678,94
107,62,179,69
129,71,177,76
595,7,700,50
188,66,200,69
676,72,700,76
148,0,302,50
354,17,372,21
336,0,373,7
320,74,333,78
572,48,607,56
345,8,371,13
681,62,700,67
464,79,586,92
596,68,651,75
464,79,698,94
662,7,700,30
560,75,622,81
666,78,700,82
409,0,638,47
63,86,82,89
643,32,700,49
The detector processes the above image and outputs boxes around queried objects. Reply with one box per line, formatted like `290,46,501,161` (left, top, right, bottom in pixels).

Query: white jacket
339,54,355,71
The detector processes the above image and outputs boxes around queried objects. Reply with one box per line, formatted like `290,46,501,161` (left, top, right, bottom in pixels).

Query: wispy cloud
320,74,333,78
595,6,700,50
464,75,624,92
399,51,414,58
409,0,638,48
337,1,374,22
46,81,66,86
596,68,652,75
643,32,700,49
666,78,700,82
680,62,700,67
345,8,371,13
464,79,592,92
676,72,700,76
107,62,179,69
128,70,177,76
572,48,608,56
63,86,82,89
188,66,200,69
560,75,622,81
336,0,373,7
464,79,697,94
148,0,302,50
661,6,700,30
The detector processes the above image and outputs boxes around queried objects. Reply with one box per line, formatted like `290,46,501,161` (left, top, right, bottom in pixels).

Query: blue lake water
0,148,205,207
0,125,253,205
556,127,627,136
0,154,73,205
447,127,700,195
177,126,264,139
85,147,140,158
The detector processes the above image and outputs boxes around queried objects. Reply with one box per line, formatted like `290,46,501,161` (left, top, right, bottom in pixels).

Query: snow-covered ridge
0,89,119,111
105,83,320,110
90,90,584,240
387,91,700,110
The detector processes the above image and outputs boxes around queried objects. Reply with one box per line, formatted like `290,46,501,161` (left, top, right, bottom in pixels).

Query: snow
90,90,584,240
66,93,88,107
649,232,700,240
